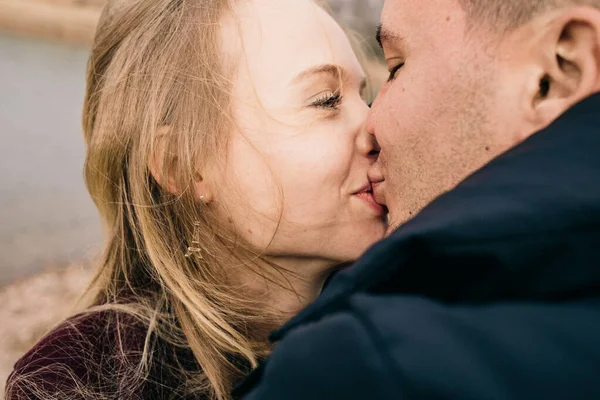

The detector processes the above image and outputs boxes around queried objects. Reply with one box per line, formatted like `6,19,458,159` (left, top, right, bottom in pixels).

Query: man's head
368,0,600,229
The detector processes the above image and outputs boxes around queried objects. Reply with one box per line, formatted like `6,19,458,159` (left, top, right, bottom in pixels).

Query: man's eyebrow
376,24,402,49
291,64,345,85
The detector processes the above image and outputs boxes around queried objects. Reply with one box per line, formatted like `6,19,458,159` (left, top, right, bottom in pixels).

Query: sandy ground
0,265,93,394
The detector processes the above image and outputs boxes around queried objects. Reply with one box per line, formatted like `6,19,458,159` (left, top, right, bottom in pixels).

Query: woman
6,0,386,398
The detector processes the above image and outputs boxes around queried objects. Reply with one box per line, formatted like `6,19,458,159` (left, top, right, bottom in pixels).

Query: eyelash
310,91,343,110
387,62,404,82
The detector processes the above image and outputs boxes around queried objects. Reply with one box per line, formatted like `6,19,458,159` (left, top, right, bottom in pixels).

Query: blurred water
0,34,101,285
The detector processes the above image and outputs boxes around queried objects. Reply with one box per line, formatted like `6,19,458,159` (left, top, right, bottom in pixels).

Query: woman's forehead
221,0,361,87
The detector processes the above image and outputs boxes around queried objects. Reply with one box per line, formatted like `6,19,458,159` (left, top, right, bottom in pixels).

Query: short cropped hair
459,0,600,31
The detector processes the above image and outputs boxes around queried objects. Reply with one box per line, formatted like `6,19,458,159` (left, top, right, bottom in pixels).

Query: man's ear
531,7,600,127
148,127,214,202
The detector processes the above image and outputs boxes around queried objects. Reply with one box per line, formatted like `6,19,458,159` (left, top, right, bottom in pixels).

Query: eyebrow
291,63,367,95
376,24,402,48
291,64,346,85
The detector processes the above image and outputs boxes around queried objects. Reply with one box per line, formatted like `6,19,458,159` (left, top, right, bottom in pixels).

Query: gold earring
185,221,203,259
199,195,208,204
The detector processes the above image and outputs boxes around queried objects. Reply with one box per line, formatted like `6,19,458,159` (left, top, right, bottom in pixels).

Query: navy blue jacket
235,94,600,399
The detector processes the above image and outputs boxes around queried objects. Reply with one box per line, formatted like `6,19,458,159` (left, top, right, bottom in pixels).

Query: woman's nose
356,122,381,160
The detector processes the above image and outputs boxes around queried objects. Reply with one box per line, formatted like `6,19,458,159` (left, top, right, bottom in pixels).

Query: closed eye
387,62,404,82
310,91,343,110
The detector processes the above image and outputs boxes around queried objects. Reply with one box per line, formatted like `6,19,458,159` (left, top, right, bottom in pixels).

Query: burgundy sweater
5,311,203,399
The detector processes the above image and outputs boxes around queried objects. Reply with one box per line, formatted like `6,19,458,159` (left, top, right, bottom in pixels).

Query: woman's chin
341,225,387,260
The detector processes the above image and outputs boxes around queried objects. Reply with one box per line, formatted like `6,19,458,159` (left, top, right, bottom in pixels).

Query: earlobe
193,172,214,204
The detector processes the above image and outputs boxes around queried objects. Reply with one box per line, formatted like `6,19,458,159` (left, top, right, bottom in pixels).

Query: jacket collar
271,93,600,342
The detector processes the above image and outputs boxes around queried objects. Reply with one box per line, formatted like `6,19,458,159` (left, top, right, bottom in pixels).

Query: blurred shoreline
0,0,385,49
0,0,103,45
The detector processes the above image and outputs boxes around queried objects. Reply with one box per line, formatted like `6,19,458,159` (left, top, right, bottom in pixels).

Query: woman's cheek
288,146,348,216
224,138,282,220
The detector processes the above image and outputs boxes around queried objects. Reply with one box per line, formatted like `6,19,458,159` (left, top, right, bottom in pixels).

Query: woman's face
213,0,386,269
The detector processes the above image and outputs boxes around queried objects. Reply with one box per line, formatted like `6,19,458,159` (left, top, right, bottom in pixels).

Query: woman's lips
354,190,387,216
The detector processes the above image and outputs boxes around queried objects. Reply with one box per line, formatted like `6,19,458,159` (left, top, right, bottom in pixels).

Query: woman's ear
148,127,214,203
531,7,600,126
148,127,179,195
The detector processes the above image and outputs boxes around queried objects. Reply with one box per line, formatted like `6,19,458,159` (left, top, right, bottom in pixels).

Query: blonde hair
6,1,379,399
77,0,276,398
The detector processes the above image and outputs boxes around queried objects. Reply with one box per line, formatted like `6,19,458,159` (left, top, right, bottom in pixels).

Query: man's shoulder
238,294,600,400
234,300,401,400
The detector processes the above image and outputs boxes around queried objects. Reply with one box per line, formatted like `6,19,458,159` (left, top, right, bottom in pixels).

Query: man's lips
368,161,386,207
371,181,387,208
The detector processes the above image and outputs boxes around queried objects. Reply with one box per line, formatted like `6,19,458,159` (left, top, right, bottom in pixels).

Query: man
234,0,600,398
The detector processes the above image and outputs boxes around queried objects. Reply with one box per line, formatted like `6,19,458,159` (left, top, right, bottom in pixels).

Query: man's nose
366,96,379,139
366,109,375,138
